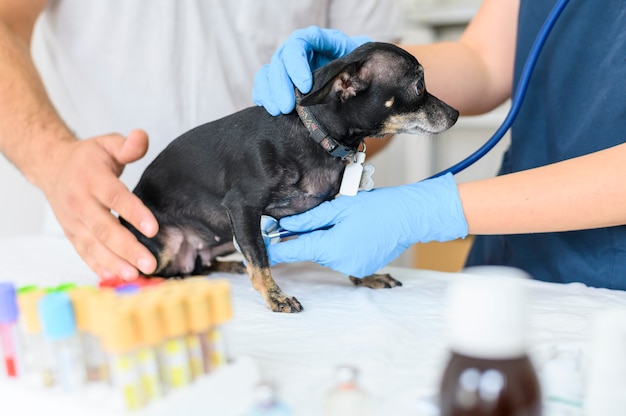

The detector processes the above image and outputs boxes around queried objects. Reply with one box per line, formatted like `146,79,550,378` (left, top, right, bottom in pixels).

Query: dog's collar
294,89,356,160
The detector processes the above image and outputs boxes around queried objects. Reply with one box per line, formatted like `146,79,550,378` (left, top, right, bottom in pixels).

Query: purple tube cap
0,282,18,324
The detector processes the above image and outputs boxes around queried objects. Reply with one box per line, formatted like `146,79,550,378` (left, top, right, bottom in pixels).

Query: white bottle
439,276,541,416
585,309,626,416
324,365,370,416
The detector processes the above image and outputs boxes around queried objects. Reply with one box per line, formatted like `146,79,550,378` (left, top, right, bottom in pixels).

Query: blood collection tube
86,289,118,384
17,288,55,386
133,294,165,400
38,292,86,393
69,286,108,382
101,302,145,411
0,282,22,379
156,286,193,389
181,280,213,377
205,279,233,368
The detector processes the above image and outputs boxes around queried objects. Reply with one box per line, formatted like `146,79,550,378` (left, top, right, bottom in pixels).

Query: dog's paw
349,273,403,289
268,294,303,313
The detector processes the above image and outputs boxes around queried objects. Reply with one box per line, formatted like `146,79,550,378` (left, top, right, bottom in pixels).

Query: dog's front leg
226,207,303,313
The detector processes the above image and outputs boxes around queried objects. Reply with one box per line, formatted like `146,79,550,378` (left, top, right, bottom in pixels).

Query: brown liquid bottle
439,276,542,416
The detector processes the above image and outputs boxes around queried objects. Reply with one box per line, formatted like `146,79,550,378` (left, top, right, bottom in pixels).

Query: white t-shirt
31,0,400,234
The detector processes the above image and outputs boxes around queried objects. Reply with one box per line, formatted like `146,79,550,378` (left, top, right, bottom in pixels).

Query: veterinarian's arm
401,0,519,115
459,142,626,234
0,1,157,279
268,173,469,278
269,142,626,277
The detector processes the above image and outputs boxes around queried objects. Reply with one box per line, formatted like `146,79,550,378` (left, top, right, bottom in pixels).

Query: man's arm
0,1,158,279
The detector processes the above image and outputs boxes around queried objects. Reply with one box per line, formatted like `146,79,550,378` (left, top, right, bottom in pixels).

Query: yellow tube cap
17,289,46,333
101,303,137,354
184,288,212,333
134,295,163,346
88,289,117,336
206,279,233,325
157,289,188,338
68,286,96,332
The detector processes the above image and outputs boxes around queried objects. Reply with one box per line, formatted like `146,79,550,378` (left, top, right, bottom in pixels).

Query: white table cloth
2,235,625,415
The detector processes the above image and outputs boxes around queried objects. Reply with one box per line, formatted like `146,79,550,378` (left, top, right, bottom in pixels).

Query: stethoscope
241,0,572,248
430,0,571,178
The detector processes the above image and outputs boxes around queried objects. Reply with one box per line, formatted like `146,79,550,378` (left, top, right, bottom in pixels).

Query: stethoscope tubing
429,0,571,179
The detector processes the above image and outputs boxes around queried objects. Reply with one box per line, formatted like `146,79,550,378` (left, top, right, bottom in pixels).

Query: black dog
121,42,458,312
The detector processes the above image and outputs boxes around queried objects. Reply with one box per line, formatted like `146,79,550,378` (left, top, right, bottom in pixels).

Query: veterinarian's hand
252,25,371,116
40,129,159,280
267,173,468,277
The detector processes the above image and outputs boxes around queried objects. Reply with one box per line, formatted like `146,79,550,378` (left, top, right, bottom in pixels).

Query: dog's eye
415,80,425,96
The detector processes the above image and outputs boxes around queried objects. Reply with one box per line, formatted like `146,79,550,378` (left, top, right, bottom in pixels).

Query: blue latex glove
267,173,469,278
252,25,371,116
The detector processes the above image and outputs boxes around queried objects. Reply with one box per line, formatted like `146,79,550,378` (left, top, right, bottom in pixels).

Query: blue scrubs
465,0,626,289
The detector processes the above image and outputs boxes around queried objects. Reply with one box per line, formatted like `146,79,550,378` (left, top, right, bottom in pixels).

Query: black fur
120,42,458,312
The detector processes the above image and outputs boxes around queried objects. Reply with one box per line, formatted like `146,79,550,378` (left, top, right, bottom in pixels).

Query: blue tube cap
0,282,18,324
38,292,77,340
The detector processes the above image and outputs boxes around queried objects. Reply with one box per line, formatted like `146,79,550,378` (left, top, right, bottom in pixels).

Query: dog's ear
299,60,372,107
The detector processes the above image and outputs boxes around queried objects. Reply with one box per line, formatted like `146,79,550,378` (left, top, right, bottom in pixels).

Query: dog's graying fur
120,42,458,313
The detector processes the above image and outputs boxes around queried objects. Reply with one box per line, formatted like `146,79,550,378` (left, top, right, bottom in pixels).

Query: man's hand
41,129,159,280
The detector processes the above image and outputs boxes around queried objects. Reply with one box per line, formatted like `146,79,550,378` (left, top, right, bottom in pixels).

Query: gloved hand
267,173,469,278
252,25,371,116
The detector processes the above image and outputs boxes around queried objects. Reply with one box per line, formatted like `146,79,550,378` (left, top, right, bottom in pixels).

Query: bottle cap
38,292,77,340
447,275,527,359
134,295,163,346
0,282,18,324
114,282,141,295
17,285,39,294
254,381,277,406
98,276,126,288
183,286,213,333
101,303,137,354
157,288,188,338
335,365,358,386
17,289,46,333
206,279,233,325
53,282,78,292
87,289,117,336
585,309,626,415
68,286,96,332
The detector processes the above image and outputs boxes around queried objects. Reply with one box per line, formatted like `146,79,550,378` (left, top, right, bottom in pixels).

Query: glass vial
244,381,292,416
0,282,22,379
324,365,370,416
38,292,86,394
439,276,541,416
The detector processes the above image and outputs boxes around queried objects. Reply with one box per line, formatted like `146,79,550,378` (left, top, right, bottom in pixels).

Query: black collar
294,89,356,160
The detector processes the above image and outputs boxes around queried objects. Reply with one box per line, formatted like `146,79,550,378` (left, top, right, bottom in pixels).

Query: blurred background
0,0,507,270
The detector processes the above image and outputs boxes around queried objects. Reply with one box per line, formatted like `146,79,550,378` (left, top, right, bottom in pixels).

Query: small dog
121,42,458,312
